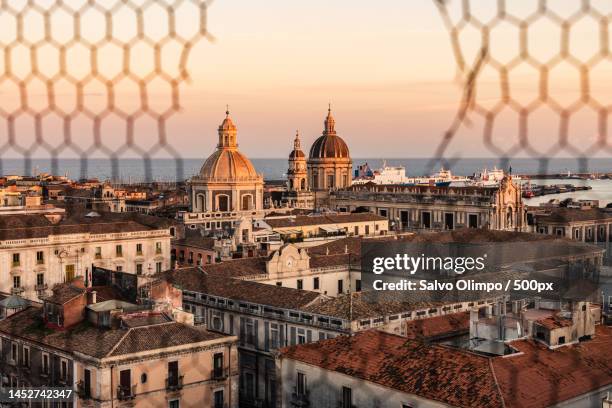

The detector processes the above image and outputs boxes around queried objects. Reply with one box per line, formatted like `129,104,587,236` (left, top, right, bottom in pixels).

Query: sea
1,157,611,205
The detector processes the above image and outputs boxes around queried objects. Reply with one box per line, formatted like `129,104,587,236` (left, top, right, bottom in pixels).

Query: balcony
95,254,102,259
12,261,20,268
36,283,48,291
117,384,136,400
156,248,162,255
10,287,24,295
291,389,310,407
211,367,229,381
165,375,184,391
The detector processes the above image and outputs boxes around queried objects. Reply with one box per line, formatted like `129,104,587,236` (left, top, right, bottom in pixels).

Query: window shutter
280,324,285,347
264,321,269,352
239,317,245,344
290,327,296,345
306,330,312,343
254,319,259,349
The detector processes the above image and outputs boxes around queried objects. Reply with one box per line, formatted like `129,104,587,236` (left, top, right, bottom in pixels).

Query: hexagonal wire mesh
430,0,612,177
0,0,213,182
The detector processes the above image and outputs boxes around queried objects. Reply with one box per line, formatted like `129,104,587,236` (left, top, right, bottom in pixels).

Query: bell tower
287,130,308,192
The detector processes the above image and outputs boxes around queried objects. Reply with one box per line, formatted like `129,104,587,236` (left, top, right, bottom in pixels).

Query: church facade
180,110,264,232
283,107,353,208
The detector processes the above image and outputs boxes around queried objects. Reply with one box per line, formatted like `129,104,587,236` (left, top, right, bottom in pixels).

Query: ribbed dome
199,149,259,180
197,109,261,181
309,135,350,159
289,149,305,159
308,107,350,159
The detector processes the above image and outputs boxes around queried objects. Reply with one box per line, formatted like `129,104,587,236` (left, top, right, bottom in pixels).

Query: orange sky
0,0,611,159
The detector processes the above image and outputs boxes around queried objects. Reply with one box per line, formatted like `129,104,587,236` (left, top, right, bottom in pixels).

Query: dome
290,150,305,159
289,130,306,159
198,110,261,181
199,149,259,180
309,134,350,159
308,107,350,159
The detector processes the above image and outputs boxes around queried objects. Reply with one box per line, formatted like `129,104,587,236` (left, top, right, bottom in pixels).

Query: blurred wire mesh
0,0,213,182
430,0,612,177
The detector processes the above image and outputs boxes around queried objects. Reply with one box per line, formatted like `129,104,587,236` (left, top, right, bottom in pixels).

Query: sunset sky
0,0,611,159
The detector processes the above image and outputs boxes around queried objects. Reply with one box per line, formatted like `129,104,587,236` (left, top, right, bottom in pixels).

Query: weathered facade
330,175,527,232
0,282,239,408
0,213,172,301
182,110,264,231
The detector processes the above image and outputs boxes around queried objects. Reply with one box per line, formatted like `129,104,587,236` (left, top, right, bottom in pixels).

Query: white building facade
0,214,172,301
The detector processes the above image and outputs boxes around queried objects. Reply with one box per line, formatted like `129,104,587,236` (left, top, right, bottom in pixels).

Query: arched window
241,194,252,210
196,194,205,211
217,195,229,212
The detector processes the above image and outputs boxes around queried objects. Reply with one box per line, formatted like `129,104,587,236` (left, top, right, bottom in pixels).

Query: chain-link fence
0,0,213,181
430,0,612,177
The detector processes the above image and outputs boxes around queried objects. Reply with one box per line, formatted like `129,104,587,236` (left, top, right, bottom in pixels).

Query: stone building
330,175,527,232
258,213,389,242
532,206,612,243
306,107,352,206
182,110,264,231
0,212,172,301
282,131,314,209
0,281,238,408
278,326,612,408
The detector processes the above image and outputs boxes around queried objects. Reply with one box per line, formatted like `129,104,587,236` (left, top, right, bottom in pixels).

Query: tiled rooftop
404,312,469,340
264,213,386,228
281,326,612,408
493,325,612,408
161,267,324,310
280,329,504,408
537,208,612,223
0,212,173,241
0,307,227,359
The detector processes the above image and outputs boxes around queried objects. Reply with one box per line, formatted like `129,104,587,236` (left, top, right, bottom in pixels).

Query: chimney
326,247,330,255
344,244,348,254
534,297,541,310
512,301,520,314
87,290,97,305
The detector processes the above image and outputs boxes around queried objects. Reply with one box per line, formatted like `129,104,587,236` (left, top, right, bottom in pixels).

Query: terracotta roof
404,312,469,340
264,213,385,229
309,253,352,269
0,212,172,241
109,321,224,356
161,267,323,310
120,312,172,328
173,230,216,250
493,325,612,408
0,307,227,359
204,257,268,278
280,330,504,408
45,283,86,305
535,314,574,330
282,326,612,408
537,208,612,223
